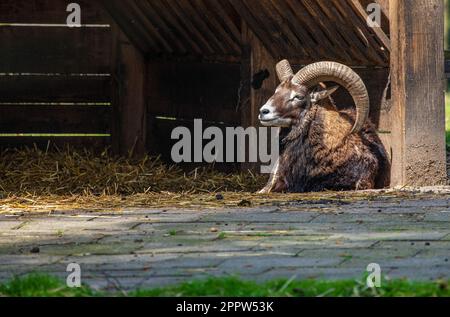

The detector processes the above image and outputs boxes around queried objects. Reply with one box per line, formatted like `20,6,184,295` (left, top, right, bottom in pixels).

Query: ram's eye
293,95,304,101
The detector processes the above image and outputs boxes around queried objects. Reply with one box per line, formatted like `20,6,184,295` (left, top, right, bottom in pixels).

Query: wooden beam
111,23,147,157
247,0,298,58
376,0,390,16
240,22,278,171
127,0,174,54
207,0,242,46
145,0,203,55
338,0,388,64
357,0,390,36
349,0,391,51
164,0,216,55
285,0,343,61
194,0,241,55
270,0,318,58
319,0,375,64
389,0,446,186
301,0,355,62
101,0,150,54
229,0,279,58
134,0,187,54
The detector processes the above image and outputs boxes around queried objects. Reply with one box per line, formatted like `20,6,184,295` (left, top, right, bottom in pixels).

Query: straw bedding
0,147,442,213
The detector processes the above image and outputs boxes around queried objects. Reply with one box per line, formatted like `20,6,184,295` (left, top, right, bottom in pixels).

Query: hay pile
0,147,267,196
0,147,444,213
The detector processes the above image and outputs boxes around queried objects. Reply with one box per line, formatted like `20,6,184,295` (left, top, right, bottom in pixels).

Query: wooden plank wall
240,22,278,172
110,25,148,157
0,0,112,150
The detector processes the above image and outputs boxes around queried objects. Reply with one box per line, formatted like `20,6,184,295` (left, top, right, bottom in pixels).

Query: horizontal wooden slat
0,75,111,102
0,0,109,24
148,103,240,124
0,26,111,73
0,136,110,150
0,105,110,133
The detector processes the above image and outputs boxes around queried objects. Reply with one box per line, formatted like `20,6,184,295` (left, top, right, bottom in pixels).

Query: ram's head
258,60,370,134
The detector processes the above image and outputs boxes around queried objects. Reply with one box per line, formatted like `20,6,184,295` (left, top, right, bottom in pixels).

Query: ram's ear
310,86,339,103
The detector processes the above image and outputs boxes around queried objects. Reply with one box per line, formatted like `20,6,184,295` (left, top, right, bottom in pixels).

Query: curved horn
292,61,369,134
276,59,294,82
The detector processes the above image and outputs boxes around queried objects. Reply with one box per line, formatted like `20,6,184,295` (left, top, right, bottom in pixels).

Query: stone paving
0,194,449,291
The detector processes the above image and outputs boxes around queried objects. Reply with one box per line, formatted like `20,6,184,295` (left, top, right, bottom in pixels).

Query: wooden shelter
0,0,446,187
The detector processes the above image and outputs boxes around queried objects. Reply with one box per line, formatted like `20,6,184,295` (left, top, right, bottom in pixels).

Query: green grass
0,274,95,297
216,232,227,240
1,274,449,297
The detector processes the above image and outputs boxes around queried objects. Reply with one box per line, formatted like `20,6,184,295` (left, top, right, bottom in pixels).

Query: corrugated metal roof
103,0,389,66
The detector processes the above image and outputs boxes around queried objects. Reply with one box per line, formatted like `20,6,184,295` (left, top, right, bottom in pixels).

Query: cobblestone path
1,195,449,291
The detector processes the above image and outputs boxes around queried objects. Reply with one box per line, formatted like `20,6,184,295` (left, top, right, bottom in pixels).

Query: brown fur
264,80,390,193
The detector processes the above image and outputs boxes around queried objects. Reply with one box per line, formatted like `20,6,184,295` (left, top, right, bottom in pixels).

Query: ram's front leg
258,159,280,194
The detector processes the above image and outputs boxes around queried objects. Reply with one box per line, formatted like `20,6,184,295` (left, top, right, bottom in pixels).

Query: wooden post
389,0,447,186
240,22,278,171
111,24,147,157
